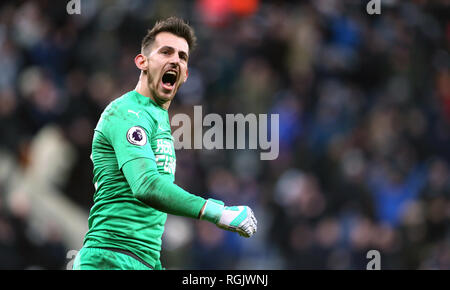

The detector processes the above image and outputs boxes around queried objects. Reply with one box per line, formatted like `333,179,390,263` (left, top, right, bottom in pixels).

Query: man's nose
169,54,181,65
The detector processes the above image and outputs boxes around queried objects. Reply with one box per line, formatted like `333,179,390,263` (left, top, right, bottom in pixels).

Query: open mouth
161,70,178,91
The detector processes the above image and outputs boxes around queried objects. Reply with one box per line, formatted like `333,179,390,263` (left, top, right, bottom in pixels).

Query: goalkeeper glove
199,198,257,238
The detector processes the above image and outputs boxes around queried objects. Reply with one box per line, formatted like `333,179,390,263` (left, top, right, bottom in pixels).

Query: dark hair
141,16,197,54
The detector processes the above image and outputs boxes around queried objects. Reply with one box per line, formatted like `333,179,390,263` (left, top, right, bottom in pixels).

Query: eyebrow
152,45,189,59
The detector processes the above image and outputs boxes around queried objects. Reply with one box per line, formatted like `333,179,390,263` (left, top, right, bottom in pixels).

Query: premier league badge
127,126,147,146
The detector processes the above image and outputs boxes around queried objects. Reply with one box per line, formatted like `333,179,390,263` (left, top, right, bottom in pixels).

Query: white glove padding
217,206,257,238
200,199,257,238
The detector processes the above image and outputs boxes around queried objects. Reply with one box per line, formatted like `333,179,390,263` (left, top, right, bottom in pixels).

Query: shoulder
96,92,156,136
102,92,135,118
96,92,138,124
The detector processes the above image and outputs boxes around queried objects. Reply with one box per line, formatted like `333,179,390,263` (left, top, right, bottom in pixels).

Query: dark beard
146,71,162,105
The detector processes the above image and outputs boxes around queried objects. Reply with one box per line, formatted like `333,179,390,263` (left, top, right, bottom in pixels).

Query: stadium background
0,0,449,270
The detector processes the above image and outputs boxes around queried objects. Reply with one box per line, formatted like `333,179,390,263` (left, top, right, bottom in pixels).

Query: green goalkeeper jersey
83,90,184,267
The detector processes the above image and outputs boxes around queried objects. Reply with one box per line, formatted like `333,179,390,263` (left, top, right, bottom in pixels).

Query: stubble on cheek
146,72,154,91
147,71,159,97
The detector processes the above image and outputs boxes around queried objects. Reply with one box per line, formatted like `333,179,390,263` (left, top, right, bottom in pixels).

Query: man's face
144,32,189,105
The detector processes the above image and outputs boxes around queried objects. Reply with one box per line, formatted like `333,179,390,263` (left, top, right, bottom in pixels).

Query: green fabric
123,157,206,219
200,198,224,224
82,90,203,269
73,247,159,270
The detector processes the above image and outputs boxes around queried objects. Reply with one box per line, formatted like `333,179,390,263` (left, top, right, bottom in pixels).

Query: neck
135,72,171,110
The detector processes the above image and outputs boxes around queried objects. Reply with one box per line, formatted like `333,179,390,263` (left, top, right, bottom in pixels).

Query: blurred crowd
0,0,449,269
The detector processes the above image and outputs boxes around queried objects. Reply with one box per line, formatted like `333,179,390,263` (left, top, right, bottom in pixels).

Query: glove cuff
200,198,224,224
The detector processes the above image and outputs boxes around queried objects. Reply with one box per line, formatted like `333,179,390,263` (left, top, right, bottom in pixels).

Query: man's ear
135,54,148,72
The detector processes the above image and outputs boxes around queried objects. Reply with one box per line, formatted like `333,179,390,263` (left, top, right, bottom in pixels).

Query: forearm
122,158,257,238
122,158,206,219
137,175,206,218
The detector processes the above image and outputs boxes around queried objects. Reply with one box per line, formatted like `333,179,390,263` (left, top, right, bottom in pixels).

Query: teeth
166,71,177,76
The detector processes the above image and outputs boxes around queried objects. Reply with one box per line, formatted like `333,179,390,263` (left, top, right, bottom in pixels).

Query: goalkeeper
73,17,257,270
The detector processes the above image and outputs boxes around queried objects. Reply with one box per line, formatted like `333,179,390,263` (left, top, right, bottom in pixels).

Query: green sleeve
122,157,206,219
